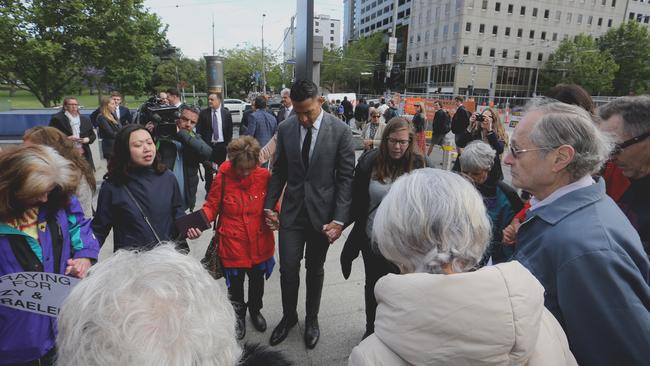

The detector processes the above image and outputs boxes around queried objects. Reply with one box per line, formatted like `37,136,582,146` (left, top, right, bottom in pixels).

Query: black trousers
278,207,330,321
228,266,265,311
10,347,56,366
360,238,399,333
204,142,228,193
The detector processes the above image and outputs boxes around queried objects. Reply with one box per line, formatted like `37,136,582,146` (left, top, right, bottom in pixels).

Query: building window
330,30,334,34
517,28,523,37
315,21,319,26
424,51,428,59
481,0,488,10
495,2,501,11
502,49,508,58
505,27,511,36
526,51,532,60
555,10,561,21
552,32,558,41
408,54,412,62
330,36,334,41
493,25,498,35
532,7,538,17
453,22,460,33
520,6,526,15
416,53,420,61
466,22,472,31
608,18,612,27
544,9,550,19
588,15,593,25
477,47,483,56
315,29,319,33
598,17,603,26
514,50,520,59
541,31,546,40
479,23,485,33
567,12,573,23
529,30,535,39
577,14,583,24
630,12,636,20
463,46,470,55
538,53,543,61
611,0,616,7
507,4,513,13
451,46,457,57
490,48,496,57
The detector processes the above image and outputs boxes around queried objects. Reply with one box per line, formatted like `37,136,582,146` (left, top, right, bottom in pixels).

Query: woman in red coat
188,136,275,340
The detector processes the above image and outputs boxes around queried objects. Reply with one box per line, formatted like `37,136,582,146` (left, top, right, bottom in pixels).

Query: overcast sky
144,0,344,60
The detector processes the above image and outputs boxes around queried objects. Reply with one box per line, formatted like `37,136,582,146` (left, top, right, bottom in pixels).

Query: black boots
304,317,320,349
249,308,267,332
232,302,246,340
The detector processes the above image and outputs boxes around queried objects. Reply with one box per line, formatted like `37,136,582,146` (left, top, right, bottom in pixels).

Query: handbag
201,173,226,279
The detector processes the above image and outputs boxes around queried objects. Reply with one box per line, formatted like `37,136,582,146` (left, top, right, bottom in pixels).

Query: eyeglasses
387,138,410,146
612,130,650,155
508,145,553,158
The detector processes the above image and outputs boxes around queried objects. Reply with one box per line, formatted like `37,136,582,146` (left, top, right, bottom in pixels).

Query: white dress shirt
529,175,595,212
211,107,224,143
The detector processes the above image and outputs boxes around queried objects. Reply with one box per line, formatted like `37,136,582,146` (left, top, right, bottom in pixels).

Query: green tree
321,33,384,93
0,0,166,107
540,34,618,95
599,21,650,95
153,56,207,92
218,46,286,99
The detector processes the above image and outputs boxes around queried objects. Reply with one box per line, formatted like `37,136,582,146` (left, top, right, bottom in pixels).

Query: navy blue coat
244,109,278,148
513,178,650,366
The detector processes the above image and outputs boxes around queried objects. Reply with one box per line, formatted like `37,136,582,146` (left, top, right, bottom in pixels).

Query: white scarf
65,111,81,137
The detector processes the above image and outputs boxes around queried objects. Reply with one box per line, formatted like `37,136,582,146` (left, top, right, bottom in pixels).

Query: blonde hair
483,107,508,147
100,96,118,125
0,145,80,221
415,101,427,117
227,136,261,170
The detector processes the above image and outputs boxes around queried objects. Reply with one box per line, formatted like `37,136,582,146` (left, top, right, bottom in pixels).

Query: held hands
322,221,343,244
65,258,92,279
264,209,280,231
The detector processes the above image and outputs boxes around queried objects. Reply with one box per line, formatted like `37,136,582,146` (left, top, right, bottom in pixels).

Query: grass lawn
0,88,148,110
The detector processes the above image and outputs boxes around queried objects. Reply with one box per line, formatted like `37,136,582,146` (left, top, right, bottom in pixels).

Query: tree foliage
0,0,167,107
598,21,650,95
320,33,385,93
153,57,207,93
540,34,618,95
218,46,289,99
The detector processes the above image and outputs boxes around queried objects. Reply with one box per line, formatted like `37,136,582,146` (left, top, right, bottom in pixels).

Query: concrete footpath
93,138,507,365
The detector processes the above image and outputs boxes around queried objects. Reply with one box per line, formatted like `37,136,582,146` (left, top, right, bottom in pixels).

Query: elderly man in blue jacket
504,100,650,366
244,96,277,150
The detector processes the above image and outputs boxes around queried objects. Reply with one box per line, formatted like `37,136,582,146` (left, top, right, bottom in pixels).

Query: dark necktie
302,126,312,170
212,109,220,141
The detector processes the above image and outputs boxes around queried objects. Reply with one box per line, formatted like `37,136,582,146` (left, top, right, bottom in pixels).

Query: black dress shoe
304,318,320,349
249,309,267,332
269,316,297,346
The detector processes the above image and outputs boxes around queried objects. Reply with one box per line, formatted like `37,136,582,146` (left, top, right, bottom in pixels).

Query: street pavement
92,133,511,366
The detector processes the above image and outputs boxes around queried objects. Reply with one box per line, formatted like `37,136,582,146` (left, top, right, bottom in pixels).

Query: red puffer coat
202,161,275,268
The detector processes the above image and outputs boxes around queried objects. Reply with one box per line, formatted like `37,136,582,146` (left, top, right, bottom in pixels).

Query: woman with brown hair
0,145,99,365
97,95,121,161
412,102,427,154
23,126,97,217
340,117,432,339
187,136,276,340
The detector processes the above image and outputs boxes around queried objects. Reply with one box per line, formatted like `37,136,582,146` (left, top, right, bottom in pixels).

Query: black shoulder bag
200,173,226,280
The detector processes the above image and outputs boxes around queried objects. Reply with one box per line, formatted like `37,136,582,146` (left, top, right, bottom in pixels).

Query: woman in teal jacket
0,145,99,365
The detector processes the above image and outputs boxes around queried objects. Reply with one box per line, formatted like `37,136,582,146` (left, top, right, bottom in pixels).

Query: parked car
223,99,251,124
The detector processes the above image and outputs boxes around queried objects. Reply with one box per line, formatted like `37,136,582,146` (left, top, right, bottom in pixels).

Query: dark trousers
361,238,399,333
204,142,228,194
228,266,265,311
278,208,330,321
10,347,56,366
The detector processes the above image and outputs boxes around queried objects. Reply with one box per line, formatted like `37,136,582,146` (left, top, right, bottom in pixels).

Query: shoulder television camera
136,96,179,138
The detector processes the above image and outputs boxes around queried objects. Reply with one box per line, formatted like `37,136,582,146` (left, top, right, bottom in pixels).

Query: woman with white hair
459,140,523,264
348,169,576,366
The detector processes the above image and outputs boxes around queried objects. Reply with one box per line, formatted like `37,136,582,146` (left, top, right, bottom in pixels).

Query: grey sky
144,0,344,60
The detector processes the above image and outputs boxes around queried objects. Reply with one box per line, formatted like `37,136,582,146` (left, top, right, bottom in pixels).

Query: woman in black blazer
96,96,121,160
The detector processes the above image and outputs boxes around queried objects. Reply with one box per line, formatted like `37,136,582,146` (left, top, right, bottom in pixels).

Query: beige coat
360,121,386,150
349,261,577,366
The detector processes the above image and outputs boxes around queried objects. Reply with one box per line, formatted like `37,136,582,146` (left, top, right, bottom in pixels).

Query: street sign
388,36,397,54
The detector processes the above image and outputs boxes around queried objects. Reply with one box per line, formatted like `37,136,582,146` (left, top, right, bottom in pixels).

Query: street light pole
261,13,267,94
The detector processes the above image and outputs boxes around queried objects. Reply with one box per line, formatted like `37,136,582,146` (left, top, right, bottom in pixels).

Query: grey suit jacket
265,112,355,231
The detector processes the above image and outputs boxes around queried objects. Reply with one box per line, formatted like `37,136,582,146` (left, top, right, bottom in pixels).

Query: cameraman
453,107,507,185
157,105,213,211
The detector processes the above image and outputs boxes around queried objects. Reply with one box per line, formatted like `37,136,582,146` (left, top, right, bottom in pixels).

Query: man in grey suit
264,80,355,349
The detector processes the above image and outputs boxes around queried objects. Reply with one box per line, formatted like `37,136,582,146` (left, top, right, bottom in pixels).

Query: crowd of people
0,80,649,366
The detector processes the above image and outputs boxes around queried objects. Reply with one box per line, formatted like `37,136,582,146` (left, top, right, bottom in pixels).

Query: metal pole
385,0,400,92
262,14,267,94
533,67,540,97
212,13,215,56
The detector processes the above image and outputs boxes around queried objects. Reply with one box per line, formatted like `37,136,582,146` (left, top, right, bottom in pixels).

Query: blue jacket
0,196,100,364
513,179,650,366
244,109,277,148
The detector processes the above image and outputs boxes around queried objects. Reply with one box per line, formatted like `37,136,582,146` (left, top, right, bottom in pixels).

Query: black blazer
49,111,96,169
196,107,233,147
276,106,295,123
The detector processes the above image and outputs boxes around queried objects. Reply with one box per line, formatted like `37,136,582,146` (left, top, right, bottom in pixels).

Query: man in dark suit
196,93,233,193
49,96,96,170
276,88,294,123
89,91,132,127
264,80,355,349
353,98,369,130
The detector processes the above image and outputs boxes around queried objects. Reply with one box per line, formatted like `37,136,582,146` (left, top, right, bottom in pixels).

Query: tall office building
406,0,628,97
344,0,413,43
626,0,650,29
284,14,341,62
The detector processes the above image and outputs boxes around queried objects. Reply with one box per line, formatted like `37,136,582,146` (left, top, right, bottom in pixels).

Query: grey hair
280,88,291,97
372,169,491,274
459,140,496,173
598,95,650,137
524,99,613,181
56,243,241,366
